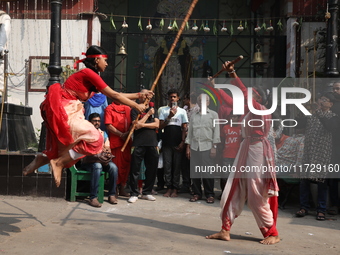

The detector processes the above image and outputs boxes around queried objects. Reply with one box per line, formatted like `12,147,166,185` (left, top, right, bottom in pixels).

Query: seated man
80,113,118,208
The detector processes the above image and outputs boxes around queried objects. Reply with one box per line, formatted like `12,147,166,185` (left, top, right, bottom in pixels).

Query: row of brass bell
117,40,264,64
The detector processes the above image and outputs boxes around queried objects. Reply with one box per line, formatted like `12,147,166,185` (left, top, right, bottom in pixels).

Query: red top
222,124,242,158
105,103,131,149
218,77,266,137
41,68,108,162
62,68,108,101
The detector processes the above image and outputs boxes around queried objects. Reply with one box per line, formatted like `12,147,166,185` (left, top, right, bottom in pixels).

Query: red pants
111,146,131,185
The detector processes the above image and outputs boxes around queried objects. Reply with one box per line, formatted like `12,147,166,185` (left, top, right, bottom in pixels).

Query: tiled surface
8,176,23,196
51,177,67,198
0,154,9,177
0,176,8,194
8,155,24,176
0,154,66,198
22,176,38,196
36,175,52,197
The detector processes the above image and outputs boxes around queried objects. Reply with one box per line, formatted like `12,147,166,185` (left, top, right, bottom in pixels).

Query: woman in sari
206,61,280,245
23,45,152,187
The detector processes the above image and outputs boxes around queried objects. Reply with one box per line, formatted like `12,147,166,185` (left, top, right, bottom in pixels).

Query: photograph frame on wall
28,56,78,92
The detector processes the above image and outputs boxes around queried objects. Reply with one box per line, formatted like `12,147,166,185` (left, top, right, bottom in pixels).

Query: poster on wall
28,56,78,92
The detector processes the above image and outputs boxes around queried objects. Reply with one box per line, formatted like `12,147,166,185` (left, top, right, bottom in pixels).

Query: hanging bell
117,36,128,56
117,43,128,56
251,44,266,65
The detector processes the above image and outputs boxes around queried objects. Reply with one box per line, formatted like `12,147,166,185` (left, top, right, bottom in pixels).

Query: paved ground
0,190,339,255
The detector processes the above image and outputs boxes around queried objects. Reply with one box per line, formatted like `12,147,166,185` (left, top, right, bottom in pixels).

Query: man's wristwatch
213,145,217,149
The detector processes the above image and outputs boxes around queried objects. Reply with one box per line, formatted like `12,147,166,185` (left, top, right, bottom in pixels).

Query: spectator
180,92,199,193
128,92,159,203
296,92,337,220
105,101,132,197
186,93,220,203
80,113,118,208
159,89,188,197
84,92,108,131
327,82,340,215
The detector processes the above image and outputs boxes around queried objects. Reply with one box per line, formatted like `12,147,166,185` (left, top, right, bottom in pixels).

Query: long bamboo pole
121,0,199,152
211,55,243,79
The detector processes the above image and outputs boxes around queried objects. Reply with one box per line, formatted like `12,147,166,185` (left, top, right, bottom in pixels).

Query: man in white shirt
159,89,188,197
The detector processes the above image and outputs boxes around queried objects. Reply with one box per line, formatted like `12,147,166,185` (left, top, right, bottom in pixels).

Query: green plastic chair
69,165,105,203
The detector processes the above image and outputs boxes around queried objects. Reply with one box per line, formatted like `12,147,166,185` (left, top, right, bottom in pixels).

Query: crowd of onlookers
275,82,340,220
79,82,340,221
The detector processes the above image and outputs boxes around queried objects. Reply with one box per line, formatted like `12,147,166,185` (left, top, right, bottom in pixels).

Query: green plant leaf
173,19,178,30
110,14,116,30
160,18,164,30
185,21,189,30
200,20,205,30
277,19,283,31
138,16,143,31
213,20,218,35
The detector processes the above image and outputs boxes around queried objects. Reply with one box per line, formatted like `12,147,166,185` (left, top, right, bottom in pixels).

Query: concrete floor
0,191,339,255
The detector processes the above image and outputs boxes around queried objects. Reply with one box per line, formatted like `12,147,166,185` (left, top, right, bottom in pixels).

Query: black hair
82,45,108,74
183,92,198,104
88,112,101,121
320,91,336,103
202,60,213,78
167,88,180,97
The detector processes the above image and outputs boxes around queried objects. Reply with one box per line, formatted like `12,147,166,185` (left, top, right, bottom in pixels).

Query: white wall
6,19,90,132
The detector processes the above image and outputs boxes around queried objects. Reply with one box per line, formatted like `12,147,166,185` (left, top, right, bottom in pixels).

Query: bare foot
50,158,64,187
260,235,280,245
23,154,49,175
170,189,178,197
206,229,230,241
163,189,172,197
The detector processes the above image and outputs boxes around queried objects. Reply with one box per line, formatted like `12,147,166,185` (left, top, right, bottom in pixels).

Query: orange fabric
105,103,132,149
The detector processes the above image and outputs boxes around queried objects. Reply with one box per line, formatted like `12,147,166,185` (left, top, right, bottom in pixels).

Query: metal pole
38,0,63,152
325,0,339,77
0,50,8,134
47,0,63,90
24,59,29,106
3,49,8,103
